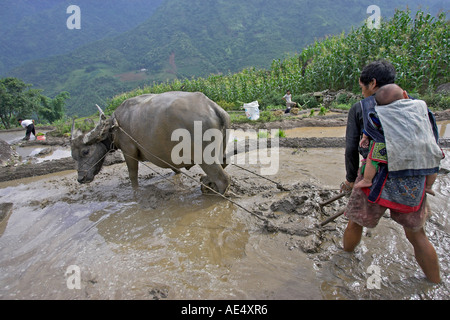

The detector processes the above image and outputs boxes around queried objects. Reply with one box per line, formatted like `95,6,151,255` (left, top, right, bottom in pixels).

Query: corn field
107,9,449,113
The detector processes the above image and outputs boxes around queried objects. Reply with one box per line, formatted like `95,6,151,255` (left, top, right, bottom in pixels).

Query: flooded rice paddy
0,126,449,300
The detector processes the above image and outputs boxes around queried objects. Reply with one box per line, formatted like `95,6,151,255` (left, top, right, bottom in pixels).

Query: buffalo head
71,105,113,184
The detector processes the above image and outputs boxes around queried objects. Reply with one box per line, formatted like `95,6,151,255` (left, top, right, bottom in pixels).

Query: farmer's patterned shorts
345,172,429,231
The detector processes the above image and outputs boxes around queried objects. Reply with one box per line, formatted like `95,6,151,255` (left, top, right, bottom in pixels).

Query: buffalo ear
71,129,84,141
71,118,83,142
82,104,111,145
83,118,111,145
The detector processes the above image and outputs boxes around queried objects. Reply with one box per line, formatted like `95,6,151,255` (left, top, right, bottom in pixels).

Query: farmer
282,90,298,114
340,60,441,284
18,118,36,141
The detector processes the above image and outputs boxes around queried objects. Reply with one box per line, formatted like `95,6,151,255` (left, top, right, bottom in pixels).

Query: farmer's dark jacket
345,99,369,183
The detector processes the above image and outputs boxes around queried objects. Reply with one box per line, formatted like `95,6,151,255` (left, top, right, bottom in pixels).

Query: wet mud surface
0,114,450,300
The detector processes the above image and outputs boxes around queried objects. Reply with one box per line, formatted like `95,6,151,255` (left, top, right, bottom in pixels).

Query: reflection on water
231,127,347,140
88,196,253,299
0,129,53,145
15,146,46,159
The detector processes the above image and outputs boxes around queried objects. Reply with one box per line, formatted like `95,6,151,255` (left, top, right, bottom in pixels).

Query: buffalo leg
124,155,139,189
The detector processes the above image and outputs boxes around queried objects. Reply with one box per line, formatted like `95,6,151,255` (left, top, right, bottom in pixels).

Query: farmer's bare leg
404,227,441,284
343,220,363,252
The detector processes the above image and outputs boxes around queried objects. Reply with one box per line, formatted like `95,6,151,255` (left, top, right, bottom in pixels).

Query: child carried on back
355,84,444,196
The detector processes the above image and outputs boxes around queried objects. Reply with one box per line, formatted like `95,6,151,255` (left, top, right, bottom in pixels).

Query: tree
0,77,42,129
0,77,70,128
39,91,70,123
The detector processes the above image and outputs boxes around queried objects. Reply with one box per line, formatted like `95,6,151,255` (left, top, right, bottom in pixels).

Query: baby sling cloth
360,97,443,213
375,99,442,177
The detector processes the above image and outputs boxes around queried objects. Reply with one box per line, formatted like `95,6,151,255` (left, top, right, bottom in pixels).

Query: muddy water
1,129,52,144
0,130,449,299
1,129,71,163
15,146,72,163
438,120,450,139
232,126,347,140
236,121,448,139
0,149,335,300
285,126,346,138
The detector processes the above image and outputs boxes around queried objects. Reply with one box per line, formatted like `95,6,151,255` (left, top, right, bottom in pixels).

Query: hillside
6,0,447,116
0,0,164,75
105,9,449,116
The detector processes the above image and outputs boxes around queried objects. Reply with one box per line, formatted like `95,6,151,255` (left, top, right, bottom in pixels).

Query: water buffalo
71,91,231,194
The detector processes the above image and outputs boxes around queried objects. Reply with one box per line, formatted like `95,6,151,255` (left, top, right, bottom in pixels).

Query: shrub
275,129,287,138
216,100,240,111
297,94,319,109
421,93,450,110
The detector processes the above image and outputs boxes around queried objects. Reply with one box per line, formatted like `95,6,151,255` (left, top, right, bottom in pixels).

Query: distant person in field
282,90,298,114
18,119,36,141
355,84,443,197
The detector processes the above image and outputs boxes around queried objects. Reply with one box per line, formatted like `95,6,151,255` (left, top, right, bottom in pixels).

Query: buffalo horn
96,104,106,120
70,118,83,141
71,118,76,140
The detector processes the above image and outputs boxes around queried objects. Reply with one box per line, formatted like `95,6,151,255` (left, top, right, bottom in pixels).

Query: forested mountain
4,0,447,116
0,0,164,75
